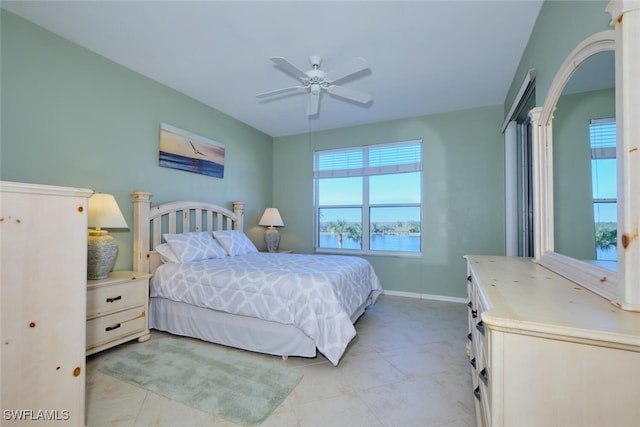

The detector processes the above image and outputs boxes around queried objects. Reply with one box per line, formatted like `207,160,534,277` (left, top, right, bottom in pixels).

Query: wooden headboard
132,191,245,273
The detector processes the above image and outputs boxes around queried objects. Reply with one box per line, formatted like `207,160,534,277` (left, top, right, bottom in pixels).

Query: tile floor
85,295,476,426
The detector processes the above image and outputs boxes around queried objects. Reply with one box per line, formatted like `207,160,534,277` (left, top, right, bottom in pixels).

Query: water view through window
319,234,421,251
317,194,421,253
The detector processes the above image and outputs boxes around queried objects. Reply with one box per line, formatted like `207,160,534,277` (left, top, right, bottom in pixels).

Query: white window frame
313,140,423,257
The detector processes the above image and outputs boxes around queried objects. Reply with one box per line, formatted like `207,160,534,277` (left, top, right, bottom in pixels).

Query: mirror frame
529,1,640,311
529,31,618,301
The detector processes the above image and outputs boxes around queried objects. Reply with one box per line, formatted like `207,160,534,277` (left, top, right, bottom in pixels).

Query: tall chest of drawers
1,181,92,426
465,255,640,427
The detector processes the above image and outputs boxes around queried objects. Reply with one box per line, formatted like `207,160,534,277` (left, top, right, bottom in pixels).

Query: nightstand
86,271,151,355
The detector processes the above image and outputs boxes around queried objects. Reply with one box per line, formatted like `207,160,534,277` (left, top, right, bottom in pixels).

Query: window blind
590,118,616,159
314,140,422,178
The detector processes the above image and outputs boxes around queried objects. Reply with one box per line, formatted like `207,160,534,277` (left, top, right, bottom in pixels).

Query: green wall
505,0,611,111
1,11,274,271
273,106,506,298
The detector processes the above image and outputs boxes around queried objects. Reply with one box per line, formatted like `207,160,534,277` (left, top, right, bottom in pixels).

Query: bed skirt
148,296,370,360
149,297,318,358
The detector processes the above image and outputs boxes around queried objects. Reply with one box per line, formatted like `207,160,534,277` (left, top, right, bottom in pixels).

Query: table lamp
87,193,128,279
259,208,285,252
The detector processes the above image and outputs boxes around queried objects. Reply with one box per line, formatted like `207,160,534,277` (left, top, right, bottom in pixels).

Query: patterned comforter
151,253,383,365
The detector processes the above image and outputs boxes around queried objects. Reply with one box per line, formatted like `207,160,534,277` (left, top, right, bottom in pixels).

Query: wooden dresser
1,181,92,426
466,255,640,427
86,271,151,355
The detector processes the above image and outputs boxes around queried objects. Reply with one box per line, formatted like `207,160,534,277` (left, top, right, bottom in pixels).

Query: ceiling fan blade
270,56,309,81
307,92,320,116
256,86,304,98
327,85,372,104
327,57,369,83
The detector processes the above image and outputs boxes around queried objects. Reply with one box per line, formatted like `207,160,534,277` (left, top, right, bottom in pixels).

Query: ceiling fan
256,55,372,116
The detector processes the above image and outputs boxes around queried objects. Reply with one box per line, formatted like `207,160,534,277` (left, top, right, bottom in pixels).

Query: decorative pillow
212,230,258,256
155,243,179,264
163,232,227,263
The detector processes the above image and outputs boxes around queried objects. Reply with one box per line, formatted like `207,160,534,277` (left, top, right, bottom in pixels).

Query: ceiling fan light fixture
310,83,321,95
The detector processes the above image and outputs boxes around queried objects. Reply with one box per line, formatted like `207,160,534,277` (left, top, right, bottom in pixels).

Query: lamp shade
88,193,128,229
258,208,284,227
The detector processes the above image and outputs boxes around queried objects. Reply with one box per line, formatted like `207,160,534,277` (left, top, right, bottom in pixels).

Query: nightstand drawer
86,307,146,351
87,279,146,318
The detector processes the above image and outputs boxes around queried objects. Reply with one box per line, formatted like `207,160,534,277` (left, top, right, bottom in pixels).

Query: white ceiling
2,0,544,137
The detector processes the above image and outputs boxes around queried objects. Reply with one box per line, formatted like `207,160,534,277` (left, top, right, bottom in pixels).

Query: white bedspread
151,253,382,365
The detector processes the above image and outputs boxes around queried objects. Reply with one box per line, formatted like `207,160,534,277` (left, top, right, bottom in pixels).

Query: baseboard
382,289,467,304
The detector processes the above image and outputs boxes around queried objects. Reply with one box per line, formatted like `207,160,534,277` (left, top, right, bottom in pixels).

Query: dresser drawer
87,279,146,318
86,306,146,350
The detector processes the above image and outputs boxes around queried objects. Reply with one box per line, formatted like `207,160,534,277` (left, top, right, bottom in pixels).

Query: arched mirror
529,31,618,301
530,0,640,312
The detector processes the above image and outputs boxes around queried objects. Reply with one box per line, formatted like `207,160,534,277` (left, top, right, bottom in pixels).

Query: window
590,118,617,261
313,140,422,255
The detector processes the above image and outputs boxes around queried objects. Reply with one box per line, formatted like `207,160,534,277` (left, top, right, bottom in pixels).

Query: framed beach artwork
159,123,225,178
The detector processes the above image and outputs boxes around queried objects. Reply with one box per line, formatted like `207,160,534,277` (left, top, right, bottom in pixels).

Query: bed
132,191,382,365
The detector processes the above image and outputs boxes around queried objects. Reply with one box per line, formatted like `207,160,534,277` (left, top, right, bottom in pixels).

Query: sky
318,172,420,223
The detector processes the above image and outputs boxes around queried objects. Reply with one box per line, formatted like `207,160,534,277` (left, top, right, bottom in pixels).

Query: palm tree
329,220,362,248
347,222,362,243
330,219,349,248
595,226,617,250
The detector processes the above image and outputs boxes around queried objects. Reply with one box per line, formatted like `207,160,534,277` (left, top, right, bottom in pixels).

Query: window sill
314,248,423,258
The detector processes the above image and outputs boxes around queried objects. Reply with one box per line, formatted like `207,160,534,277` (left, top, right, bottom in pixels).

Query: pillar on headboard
132,190,152,273
232,201,245,231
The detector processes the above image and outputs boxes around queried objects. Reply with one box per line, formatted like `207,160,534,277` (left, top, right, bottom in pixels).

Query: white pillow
212,230,258,256
163,232,227,263
155,243,179,264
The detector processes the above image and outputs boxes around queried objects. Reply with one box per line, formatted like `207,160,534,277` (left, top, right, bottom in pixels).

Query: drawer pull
480,368,489,384
476,321,485,335
467,301,473,309
472,309,478,319
467,275,472,282
467,332,472,342
473,386,481,401
470,357,476,369
105,323,121,332
106,295,122,303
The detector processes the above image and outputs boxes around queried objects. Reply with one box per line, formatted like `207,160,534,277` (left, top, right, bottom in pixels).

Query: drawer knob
106,295,122,303
105,323,121,332
470,357,476,369
467,333,472,342
476,321,485,335
472,309,478,319
480,368,489,384
473,386,481,401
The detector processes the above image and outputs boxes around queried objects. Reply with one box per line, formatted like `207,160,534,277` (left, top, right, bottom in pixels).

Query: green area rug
97,336,302,426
